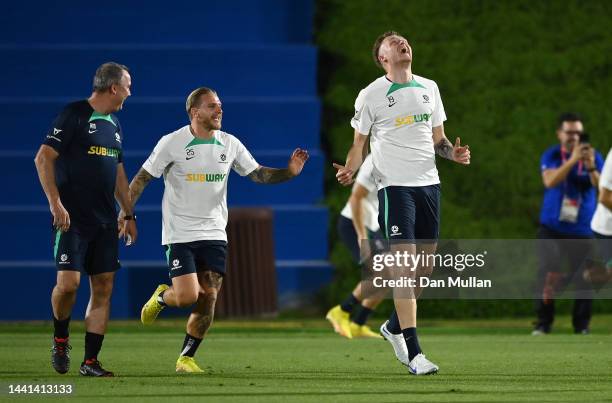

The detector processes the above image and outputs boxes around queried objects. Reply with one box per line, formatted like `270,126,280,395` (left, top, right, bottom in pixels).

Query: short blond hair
186,87,217,119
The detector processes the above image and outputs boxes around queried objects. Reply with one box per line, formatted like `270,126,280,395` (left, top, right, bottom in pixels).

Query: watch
124,214,136,221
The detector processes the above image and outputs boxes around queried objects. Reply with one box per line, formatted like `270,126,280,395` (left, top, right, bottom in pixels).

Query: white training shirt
591,148,612,236
142,126,259,244
340,155,380,232
351,74,447,189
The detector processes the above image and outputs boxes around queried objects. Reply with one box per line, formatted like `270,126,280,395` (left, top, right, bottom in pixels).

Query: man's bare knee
176,290,198,307
199,287,218,302
56,274,80,294
92,282,113,299
55,283,79,295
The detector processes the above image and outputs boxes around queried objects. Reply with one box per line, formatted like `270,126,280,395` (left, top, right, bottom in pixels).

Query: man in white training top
334,31,470,375
128,87,309,373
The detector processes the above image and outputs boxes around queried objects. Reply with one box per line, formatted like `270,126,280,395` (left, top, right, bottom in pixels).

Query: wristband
124,215,136,221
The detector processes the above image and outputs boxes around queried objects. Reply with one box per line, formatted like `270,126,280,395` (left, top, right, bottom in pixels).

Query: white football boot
407,353,439,375
380,320,409,366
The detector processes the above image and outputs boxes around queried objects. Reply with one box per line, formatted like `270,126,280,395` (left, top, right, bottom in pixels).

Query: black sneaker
51,337,71,374
79,359,114,377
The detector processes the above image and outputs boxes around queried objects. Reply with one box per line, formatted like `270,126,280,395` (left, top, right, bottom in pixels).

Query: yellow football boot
325,305,352,339
350,322,383,339
176,356,204,373
141,284,169,325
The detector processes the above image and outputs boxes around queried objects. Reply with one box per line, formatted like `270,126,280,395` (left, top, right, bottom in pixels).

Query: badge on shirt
559,196,580,223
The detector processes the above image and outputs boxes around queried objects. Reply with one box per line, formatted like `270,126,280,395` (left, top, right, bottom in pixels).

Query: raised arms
433,136,454,160
333,130,369,186
248,166,296,184
248,148,309,184
432,124,470,164
542,143,599,188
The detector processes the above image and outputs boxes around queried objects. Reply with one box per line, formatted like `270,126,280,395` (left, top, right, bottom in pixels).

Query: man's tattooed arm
129,167,155,206
248,166,295,184
434,136,454,160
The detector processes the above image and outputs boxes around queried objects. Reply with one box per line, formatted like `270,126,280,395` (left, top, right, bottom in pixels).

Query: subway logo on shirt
87,146,120,158
186,173,227,183
395,113,431,127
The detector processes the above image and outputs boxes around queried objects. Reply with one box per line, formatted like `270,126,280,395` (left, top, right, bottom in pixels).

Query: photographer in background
534,113,604,335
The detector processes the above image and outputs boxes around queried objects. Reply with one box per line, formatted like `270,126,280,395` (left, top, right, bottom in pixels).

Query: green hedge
314,0,612,318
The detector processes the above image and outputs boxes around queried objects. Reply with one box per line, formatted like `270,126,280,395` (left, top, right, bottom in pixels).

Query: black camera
579,133,590,144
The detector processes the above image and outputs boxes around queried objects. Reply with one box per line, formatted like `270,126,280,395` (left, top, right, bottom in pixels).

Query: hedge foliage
314,0,612,318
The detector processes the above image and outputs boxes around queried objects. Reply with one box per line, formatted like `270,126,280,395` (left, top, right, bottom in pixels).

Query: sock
180,333,203,357
157,290,167,307
402,327,422,361
84,332,105,363
387,310,401,334
53,316,70,339
340,294,360,313
353,306,373,326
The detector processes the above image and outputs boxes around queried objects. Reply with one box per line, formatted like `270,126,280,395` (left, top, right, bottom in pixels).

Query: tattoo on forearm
129,168,154,206
434,137,454,160
248,166,293,184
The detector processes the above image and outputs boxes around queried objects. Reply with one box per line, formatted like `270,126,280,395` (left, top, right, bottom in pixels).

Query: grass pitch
1,316,611,402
